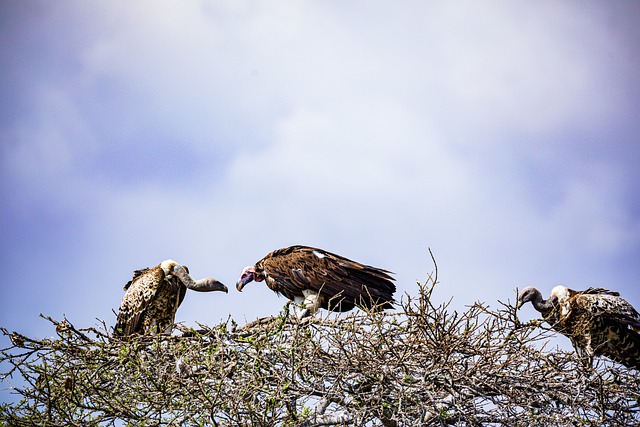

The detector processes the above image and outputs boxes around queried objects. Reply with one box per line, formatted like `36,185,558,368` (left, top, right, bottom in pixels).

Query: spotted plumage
550,286,640,369
236,245,396,318
114,260,227,337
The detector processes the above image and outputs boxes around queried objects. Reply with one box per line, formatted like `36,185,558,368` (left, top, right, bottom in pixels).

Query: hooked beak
236,272,254,292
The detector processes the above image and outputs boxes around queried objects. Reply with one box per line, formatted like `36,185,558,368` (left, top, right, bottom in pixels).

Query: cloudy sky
1,0,639,350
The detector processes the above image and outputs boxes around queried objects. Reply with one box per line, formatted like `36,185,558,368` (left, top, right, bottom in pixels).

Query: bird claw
295,308,310,321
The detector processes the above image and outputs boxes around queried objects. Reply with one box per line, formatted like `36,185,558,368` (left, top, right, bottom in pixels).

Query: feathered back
570,288,640,332
256,245,395,312
554,286,640,369
114,264,186,337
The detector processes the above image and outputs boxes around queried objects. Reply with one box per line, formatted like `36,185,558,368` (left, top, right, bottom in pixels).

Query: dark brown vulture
114,259,227,337
550,285,640,369
236,245,396,318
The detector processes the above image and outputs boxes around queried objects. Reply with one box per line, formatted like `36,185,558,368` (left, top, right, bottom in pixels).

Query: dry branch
1,274,639,426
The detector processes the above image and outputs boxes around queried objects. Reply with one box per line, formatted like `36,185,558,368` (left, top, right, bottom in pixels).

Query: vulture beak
236,277,247,292
236,268,255,292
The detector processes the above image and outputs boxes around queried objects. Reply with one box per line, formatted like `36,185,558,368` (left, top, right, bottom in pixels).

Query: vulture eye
183,266,190,274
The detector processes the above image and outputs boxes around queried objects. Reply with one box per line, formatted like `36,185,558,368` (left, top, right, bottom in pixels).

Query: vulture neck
531,292,555,316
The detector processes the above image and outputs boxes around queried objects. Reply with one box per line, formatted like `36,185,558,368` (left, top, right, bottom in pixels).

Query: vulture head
517,286,543,309
161,259,228,293
236,266,264,291
517,286,557,315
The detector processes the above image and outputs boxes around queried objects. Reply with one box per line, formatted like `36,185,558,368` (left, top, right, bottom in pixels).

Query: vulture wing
576,291,640,331
123,267,151,291
260,245,395,312
115,266,164,336
581,287,620,296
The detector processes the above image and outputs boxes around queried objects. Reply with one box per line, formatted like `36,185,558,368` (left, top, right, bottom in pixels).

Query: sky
1,0,639,356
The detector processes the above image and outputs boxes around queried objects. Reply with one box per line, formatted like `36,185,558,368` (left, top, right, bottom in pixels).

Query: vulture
114,259,227,337
549,285,640,369
236,245,396,319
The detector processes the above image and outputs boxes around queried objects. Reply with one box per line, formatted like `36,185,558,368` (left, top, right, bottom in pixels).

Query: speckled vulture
114,259,227,337
236,245,396,318
549,286,640,369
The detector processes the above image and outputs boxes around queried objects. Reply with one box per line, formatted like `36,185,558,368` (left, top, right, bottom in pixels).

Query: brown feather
114,264,186,337
253,245,395,312
555,286,640,369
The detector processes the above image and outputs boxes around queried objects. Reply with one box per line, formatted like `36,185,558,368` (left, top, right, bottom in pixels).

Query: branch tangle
1,281,639,426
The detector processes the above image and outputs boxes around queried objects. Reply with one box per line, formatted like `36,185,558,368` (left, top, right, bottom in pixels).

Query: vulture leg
293,290,323,320
572,337,594,368
292,295,309,319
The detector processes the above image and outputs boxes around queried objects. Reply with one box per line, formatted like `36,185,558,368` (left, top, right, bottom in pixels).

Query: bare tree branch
1,265,639,426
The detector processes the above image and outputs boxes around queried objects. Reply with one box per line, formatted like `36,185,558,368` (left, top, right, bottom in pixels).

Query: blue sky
1,0,639,350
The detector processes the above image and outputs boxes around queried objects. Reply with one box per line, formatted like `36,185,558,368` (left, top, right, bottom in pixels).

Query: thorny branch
1,259,639,426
